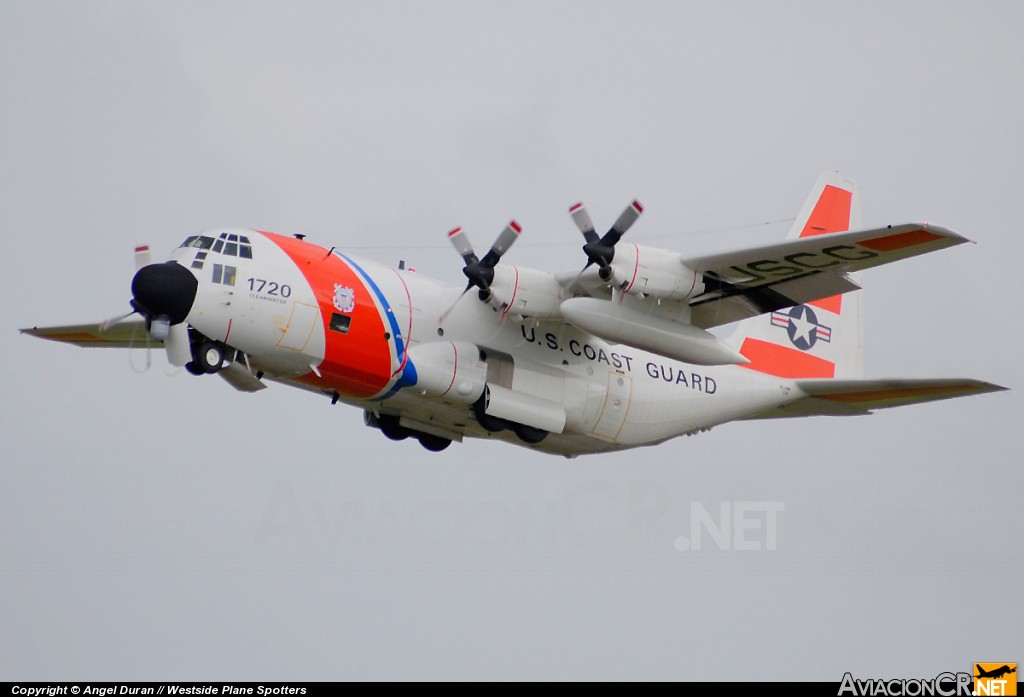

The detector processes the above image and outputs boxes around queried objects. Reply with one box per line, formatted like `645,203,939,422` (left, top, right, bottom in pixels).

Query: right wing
559,222,969,329
683,223,969,328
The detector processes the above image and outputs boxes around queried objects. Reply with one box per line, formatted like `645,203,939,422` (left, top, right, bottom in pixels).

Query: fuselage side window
329,313,351,334
211,264,237,286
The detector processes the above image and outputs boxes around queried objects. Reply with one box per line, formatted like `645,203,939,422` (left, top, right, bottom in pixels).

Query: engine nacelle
609,244,705,301
405,341,486,403
487,265,563,319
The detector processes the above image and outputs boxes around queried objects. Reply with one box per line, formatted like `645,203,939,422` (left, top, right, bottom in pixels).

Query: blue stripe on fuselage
335,252,416,398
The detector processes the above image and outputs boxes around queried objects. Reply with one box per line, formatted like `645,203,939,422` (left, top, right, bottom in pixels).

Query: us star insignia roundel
770,305,832,350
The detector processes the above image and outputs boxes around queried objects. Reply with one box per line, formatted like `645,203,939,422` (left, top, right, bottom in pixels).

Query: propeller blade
439,283,474,324
164,322,191,367
99,310,136,332
447,227,478,264
563,262,593,293
569,203,599,245
134,245,152,270
601,200,643,246
480,220,521,268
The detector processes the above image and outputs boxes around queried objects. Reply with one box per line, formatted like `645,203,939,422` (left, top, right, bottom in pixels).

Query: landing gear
181,331,228,376
193,340,225,374
417,434,452,452
378,414,410,441
473,396,506,432
365,411,453,451
513,424,548,444
474,395,548,444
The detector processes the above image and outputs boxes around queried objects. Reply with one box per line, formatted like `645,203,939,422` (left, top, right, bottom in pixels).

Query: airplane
21,172,1006,457
976,665,1017,680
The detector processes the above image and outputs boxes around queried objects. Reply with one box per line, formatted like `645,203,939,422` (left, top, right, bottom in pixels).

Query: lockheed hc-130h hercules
22,173,1005,456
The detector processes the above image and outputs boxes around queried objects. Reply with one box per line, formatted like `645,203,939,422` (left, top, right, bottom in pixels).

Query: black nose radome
131,261,198,325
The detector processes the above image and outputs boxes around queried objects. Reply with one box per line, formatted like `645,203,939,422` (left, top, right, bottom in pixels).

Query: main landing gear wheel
194,340,225,374
418,434,452,452
379,415,410,441
473,395,506,433
513,424,548,444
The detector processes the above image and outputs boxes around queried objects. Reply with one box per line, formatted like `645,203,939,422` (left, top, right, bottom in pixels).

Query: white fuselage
172,229,798,457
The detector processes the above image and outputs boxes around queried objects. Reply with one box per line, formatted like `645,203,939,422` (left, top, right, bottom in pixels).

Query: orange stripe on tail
739,338,836,379
809,294,843,314
799,185,852,238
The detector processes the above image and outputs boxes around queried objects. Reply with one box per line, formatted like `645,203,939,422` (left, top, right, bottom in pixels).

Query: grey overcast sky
2,0,1021,681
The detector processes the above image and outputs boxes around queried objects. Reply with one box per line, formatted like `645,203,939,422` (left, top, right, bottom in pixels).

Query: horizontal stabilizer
746,378,1007,420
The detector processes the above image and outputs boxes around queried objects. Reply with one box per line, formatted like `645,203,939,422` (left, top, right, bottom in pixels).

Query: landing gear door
592,372,632,440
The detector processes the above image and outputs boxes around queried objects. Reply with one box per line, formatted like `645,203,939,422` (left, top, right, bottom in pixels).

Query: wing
22,321,270,392
746,379,1007,419
684,223,968,328
19,321,159,348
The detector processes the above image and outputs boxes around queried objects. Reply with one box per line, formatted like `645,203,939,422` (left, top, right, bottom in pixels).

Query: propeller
102,245,199,367
440,220,522,321
569,200,643,281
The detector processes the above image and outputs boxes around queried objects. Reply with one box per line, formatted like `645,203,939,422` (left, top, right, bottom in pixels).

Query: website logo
974,664,1017,696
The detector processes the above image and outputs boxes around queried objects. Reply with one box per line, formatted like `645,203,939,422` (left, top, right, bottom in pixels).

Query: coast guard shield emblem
333,284,356,313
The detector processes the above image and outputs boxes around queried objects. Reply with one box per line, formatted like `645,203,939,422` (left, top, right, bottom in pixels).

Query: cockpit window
213,232,252,258
179,235,214,250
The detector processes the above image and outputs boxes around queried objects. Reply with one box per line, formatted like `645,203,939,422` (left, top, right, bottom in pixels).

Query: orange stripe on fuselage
263,233,394,398
739,338,836,379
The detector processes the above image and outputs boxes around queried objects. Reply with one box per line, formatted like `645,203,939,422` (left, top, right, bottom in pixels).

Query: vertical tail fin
726,172,864,379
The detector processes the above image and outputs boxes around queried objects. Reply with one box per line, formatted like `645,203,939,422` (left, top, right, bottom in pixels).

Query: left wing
746,378,1007,419
20,321,158,348
22,321,269,392
683,223,968,328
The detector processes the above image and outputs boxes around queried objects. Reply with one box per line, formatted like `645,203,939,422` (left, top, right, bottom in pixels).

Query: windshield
179,235,215,250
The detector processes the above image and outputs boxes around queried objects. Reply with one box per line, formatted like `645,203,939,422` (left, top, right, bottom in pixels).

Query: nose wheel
186,339,226,375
